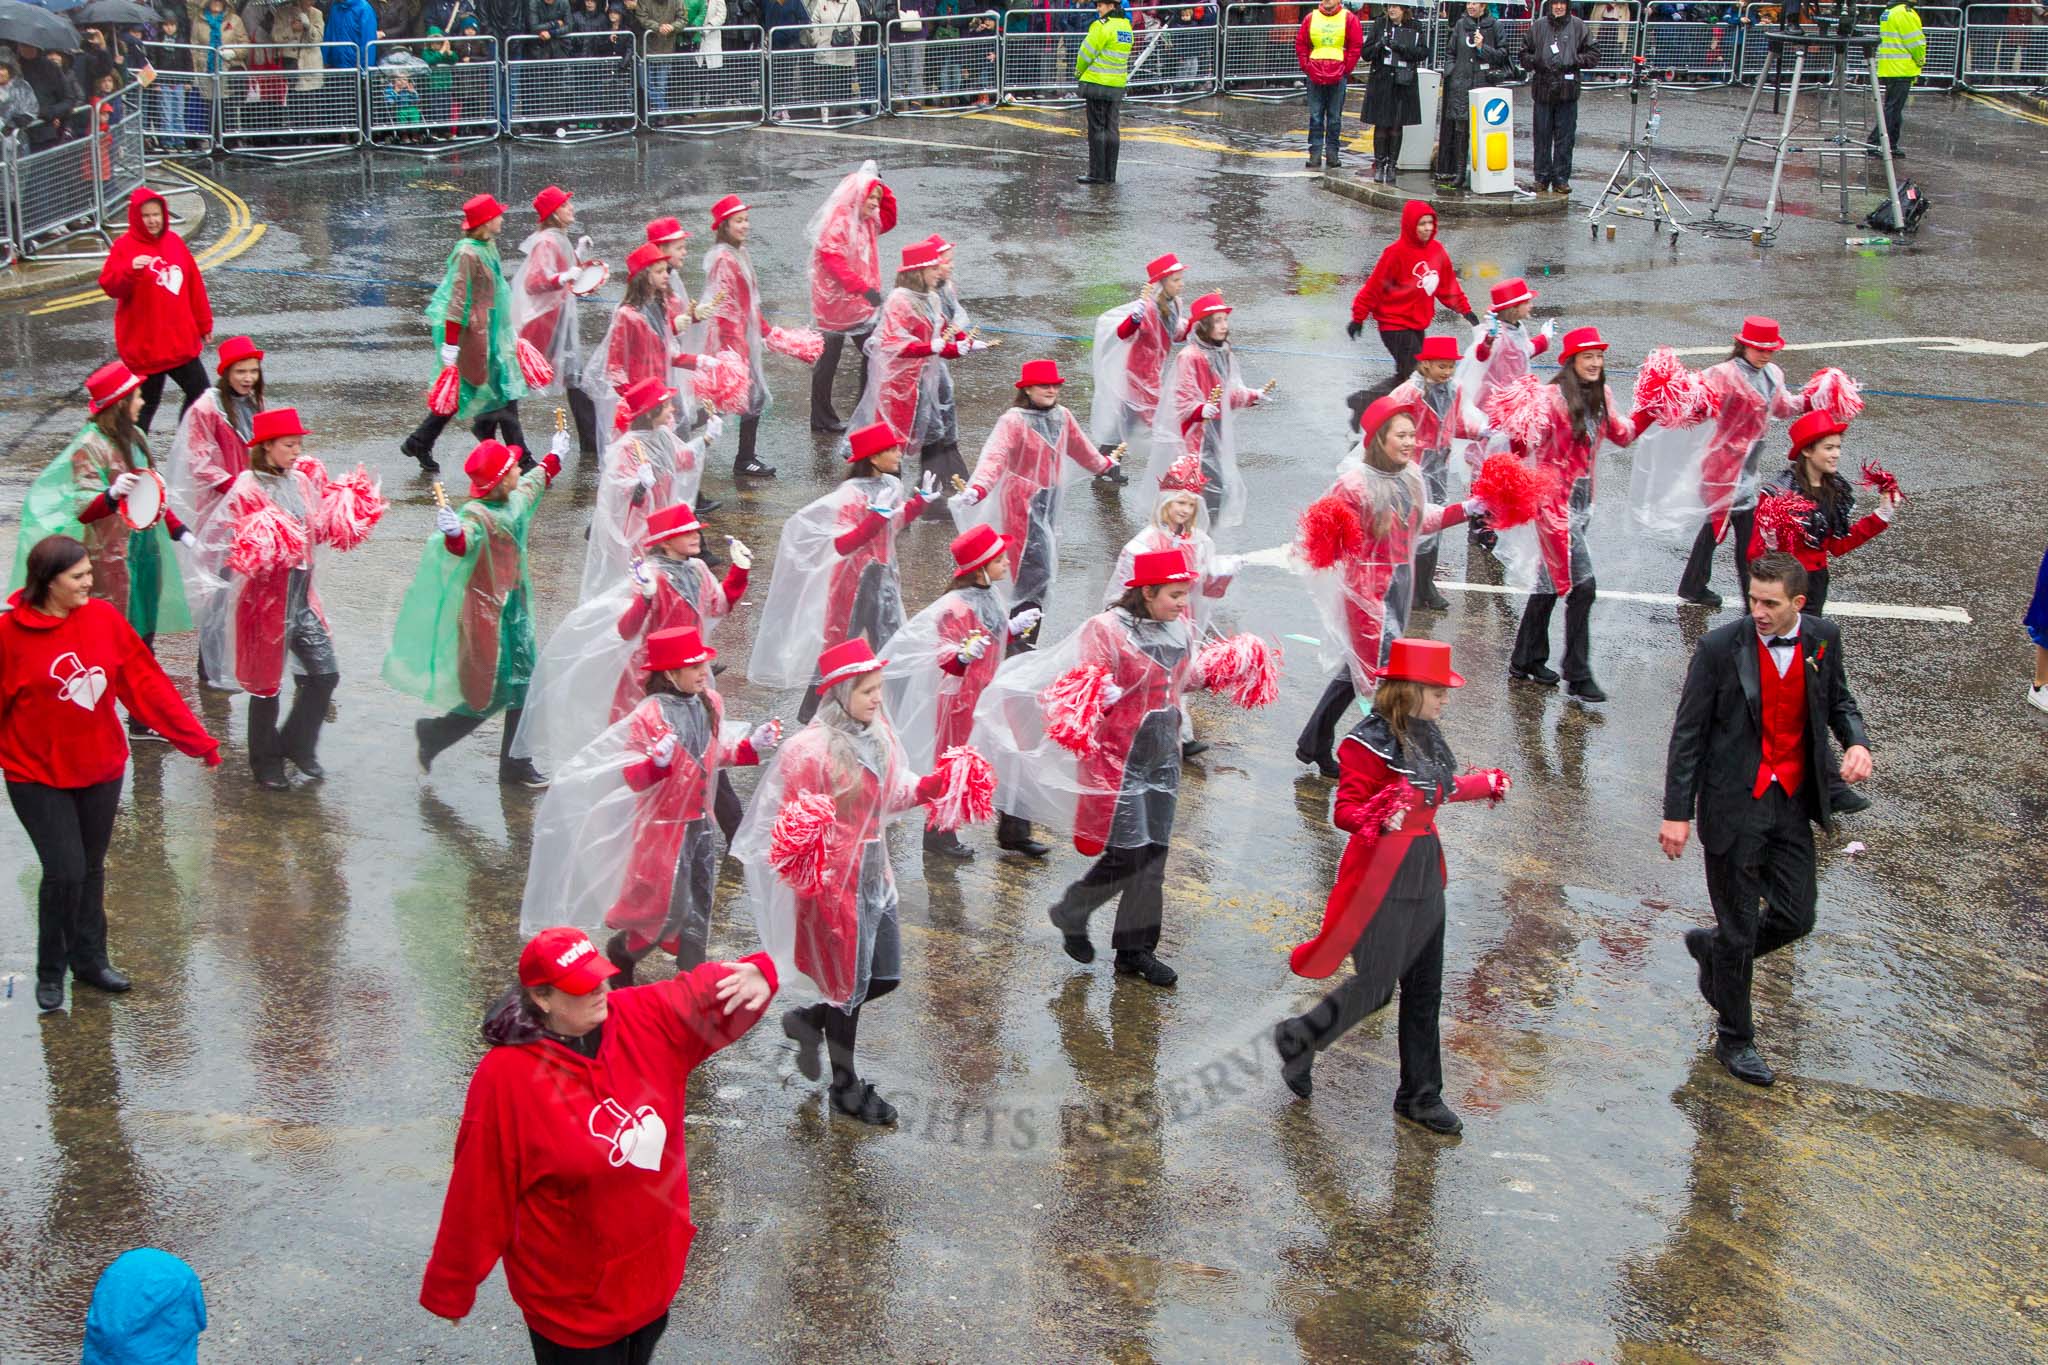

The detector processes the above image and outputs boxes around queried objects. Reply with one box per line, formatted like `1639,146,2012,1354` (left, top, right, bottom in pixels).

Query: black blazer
1662,614,1868,855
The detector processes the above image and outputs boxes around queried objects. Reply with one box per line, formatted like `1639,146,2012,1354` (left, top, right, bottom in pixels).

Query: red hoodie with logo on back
98,187,212,378
1349,199,1472,334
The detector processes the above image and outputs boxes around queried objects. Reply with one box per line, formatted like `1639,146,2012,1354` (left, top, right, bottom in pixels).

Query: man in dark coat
1525,0,1599,193
1660,552,1872,1088
1433,0,1511,188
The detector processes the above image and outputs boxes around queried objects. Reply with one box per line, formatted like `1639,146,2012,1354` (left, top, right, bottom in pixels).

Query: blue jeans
1306,78,1345,160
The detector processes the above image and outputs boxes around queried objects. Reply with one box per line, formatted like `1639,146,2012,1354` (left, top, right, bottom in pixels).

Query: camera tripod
1586,57,1693,239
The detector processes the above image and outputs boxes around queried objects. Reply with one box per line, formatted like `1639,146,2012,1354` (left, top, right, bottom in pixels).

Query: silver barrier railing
504,33,639,142
1221,4,1306,100
216,42,363,160
1961,4,2048,90
367,35,502,149
0,136,17,269
768,22,883,127
97,85,149,213
139,45,220,156
9,114,114,259
1431,5,1529,77
643,25,769,132
1738,5,1962,89
886,14,1003,115
999,15,1084,106
1127,8,1220,103
1637,20,1741,86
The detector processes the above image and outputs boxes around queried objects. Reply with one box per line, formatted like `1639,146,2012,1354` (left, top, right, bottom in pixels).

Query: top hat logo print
588,1097,666,1172
51,652,108,711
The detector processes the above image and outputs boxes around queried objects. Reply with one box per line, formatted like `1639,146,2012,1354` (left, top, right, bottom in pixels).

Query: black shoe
1294,744,1341,779
1114,949,1178,988
1180,740,1209,759
36,977,64,1011
693,496,723,515
1683,928,1714,1008
1553,181,1569,194
1679,587,1723,609
605,931,640,987
923,828,976,862
1306,153,1322,169
74,965,132,993
1275,1020,1314,1100
1327,151,1342,168
1830,789,1872,815
1416,587,1452,611
1075,175,1104,184
286,753,324,780
782,1008,823,1081
402,439,440,475
1509,664,1561,686
734,458,777,478
1567,678,1608,703
1095,465,1128,487
1395,1098,1463,1135
499,758,550,788
830,1079,898,1126
414,718,437,775
252,761,290,792
1049,902,1095,963
995,815,1050,858
127,717,165,743
810,413,848,433
1714,1041,1775,1087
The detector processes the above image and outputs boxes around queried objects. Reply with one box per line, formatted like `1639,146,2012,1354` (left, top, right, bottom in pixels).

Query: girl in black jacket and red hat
1745,410,1900,618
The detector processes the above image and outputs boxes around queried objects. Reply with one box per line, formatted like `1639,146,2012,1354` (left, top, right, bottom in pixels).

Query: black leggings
137,357,209,435
794,977,898,1091
528,1310,669,1364
1379,327,1425,384
8,777,124,983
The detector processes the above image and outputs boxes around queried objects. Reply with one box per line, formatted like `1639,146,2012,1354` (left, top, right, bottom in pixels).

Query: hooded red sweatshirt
1349,200,1473,333
419,955,778,1349
0,592,218,787
98,187,212,379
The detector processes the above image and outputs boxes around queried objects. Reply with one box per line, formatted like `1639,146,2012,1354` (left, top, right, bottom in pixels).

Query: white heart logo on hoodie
1415,266,1440,299
156,261,183,297
50,652,108,710
589,1098,667,1172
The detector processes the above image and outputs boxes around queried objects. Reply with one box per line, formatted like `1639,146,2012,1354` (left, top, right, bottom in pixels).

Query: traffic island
1318,166,1572,217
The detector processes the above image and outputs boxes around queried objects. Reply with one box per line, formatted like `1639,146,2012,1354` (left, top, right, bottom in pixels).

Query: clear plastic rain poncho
1626,357,1805,539
519,689,753,959
1089,291,1186,461
1454,316,1539,426
164,385,257,528
730,691,927,1010
971,606,1197,856
578,424,705,602
1301,458,1452,693
703,241,770,418
880,582,1011,773
512,554,736,771
1148,334,1261,532
950,403,1110,608
845,286,954,457
747,475,909,692
1389,370,1485,556
580,297,674,456
807,160,896,336
1103,484,1229,633
510,224,584,398
1494,384,1634,595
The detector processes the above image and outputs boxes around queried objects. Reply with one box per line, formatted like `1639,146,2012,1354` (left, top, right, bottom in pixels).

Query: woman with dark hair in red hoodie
98,187,214,435
1345,200,1478,383
0,534,220,1013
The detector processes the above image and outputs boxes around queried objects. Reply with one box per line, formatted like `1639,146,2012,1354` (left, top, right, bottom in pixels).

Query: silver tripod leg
1868,78,1906,231
1709,58,1774,218
1760,52,1808,228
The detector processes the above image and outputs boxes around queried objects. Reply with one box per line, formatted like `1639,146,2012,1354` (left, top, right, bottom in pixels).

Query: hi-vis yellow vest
1307,8,1348,62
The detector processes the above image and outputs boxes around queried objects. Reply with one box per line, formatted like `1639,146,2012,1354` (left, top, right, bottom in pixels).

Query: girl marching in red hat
1389,332,1486,610
1465,277,1553,408
703,194,823,480
185,408,385,789
579,376,713,601
749,421,939,722
1153,293,1276,533
950,358,1122,640
1345,200,1478,383
98,187,214,434
806,160,897,433
582,244,722,471
1102,455,1240,630
1746,411,1900,617
168,336,266,692
882,524,1051,861
1090,250,1189,484
735,639,991,1126
520,626,781,985
511,184,601,459
1274,638,1508,1131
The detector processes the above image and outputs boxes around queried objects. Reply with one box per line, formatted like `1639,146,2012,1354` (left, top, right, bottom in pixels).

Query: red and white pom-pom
426,364,460,417
1160,453,1208,494
1857,459,1904,503
768,791,837,897
1752,488,1817,553
227,504,310,577
1041,663,1113,756
1630,346,1717,427
1469,451,1555,531
1196,633,1282,709
765,324,825,365
1801,366,1864,423
691,349,751,412
1482,373,1552,453
1297,494,1363,570
313,464,388,551
1350,781,1418,857
516,337,555,389
924,745,997,832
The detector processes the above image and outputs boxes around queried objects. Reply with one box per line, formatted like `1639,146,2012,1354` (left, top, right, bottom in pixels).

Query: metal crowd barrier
886,14,1003,116
1220,3,1307,99
768,22,883,127
1638,20,1741,86
505,33,639,142
1127,9,1221,103
367,35,502,149
1961,4,2048,90
217,42,363,161
1000,19,1084,106
140,45,220,155
643,26,768,132
1737,4,1963,89
2,85,149,261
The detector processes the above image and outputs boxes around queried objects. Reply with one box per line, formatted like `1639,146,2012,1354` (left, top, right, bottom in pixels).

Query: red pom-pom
312,464,388,551
924,745,997,831
768,791,838,897
1801,366,1863,423
426,364,460,417
1297,494,1363,570
1482,373,1552,453
1752,488,1817,553
765,324,825,365
1469,452,1555,531
1041,664,1113,756
1857,460,1904,503
1196,633,1282,709
1630,346,1718,427
1350,780,1420,859
227,503,310,577
691,350,751,413
516,337,555,388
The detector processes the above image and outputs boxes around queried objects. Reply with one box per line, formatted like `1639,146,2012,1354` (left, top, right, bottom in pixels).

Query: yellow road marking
30,163,261,316
1963,91,2048,128
967,108,1371,158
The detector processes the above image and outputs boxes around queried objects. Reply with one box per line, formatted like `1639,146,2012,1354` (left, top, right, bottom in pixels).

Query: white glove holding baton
956,633,990,665
550,431,571,459
1007,606,1042,635
650,732,678,767
727,537,753,570
635,463,656,491
952,485,984,509
435,506,463,538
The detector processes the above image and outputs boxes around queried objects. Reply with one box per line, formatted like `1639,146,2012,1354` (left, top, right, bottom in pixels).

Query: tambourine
569,260,610,296
119,468,168,531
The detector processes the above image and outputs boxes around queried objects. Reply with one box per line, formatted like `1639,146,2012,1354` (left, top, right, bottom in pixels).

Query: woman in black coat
1360,3,1425,184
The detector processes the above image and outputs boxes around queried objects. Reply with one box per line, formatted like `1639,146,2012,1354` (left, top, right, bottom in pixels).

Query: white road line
1670,336,2048,359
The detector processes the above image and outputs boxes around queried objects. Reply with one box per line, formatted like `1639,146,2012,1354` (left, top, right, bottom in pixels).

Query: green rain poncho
8,420,191,637
426,236,529,422
381,466,549,718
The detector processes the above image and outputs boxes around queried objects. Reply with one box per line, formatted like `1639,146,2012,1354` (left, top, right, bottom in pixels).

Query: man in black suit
1660,551,1872,1086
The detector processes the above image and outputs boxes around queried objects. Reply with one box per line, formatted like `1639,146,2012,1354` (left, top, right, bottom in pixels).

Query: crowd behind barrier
3,3,2042,262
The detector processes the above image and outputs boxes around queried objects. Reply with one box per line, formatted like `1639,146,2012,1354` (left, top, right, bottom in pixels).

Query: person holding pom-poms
1745,411,1897,619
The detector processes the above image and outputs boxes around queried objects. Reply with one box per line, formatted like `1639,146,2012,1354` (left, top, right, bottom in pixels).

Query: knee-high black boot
247,695,289,791
811,334,848,431
280,672,339,779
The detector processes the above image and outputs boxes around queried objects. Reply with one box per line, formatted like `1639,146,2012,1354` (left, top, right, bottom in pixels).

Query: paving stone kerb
0,188,209,306
1318,170,1573,218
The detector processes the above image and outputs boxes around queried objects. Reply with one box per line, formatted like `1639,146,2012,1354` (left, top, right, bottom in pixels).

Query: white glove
635,463,656,491
1129,303,1147,326
574,234,593,258
439,342,460,366
867,492,898,520
1382,806,1406,833
917,470,940,499
703,413,724,443
1007,606,1042,635
650,732,678,767
727,537,752,570
435,506,462,538
956,634,990,664
1463,495,1488,518
1211,555,1242,578
1874,495,1898,522
951,485,984,509
1539,319,1557,344
1487,316,1501,338
636,565,659,598
553,270,579,287
748,718,784,752
962,337,991,353
1200,401,1221,421
1101,681,1125,706
550,431,571,460
109,471,140,499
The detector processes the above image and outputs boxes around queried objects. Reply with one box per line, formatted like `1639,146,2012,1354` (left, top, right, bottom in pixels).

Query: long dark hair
91,402,141,469
623,266,664,310
24,534,89,608
1789,444,1847,520
1551,362,1607,442
215,365,265,411
845,456,889,480
950,568,991,592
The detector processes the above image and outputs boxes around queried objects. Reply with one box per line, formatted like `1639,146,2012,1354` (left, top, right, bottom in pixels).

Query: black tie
1766,636,1798,649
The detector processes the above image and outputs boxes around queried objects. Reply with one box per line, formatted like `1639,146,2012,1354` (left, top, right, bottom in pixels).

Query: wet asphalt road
2,87,2046,1363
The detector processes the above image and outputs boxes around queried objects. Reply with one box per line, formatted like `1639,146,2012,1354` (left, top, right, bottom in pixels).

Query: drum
120,468,168,531
570,260,610,296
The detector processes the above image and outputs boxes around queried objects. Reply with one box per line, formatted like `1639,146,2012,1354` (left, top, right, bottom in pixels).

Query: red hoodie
0,592,218,787
1349,200,1473,333
419,955,778,1349
99,188,212,379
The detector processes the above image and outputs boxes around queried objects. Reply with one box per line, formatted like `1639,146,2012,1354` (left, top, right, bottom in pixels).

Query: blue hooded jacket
82,1249,206,1365
323,0,380,68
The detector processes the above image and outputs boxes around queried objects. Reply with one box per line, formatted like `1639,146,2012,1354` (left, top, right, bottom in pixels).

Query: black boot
995,812,1050,858
247,694,290,791
811,334,848,431
566,384,599,459
1293,674,1354,778
923,827,975,861
733,415,775,478
498,708,549,787
1413,547,1450,610
604,931,646,987
280,672,338,779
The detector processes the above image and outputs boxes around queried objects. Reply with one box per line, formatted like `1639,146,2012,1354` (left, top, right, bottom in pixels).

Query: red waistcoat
1753,636,1807,798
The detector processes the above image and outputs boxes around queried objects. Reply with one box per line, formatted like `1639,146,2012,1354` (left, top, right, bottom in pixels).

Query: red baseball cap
518,926,620,994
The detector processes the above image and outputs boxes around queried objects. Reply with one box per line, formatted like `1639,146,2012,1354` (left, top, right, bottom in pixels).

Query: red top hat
462,193,507,231
1159,453,1207,493
1358,394,1411,440
645,625,716,672
644,502,702,544
518,926,619,994
1735,315,1786,352
1786,409,1849,459
1488,278,1537,311
899,239,942,272
1380,638,1464,688
1417,335,1462,364
1189,292,1231,321
816,638,886,692
626,243,666,278
214,335,263,374
1556,326,1609,361
616,376,675,425
532,184,572,222
1125,548,1199,588
922,232,954,255
847,421,901,463
85,361,142,415
250,407,307,445
1146,251,1186,282
710,194,748,229
1015,358,1065,389
645,216,690,244
464,439,519,496
950,523,1009,575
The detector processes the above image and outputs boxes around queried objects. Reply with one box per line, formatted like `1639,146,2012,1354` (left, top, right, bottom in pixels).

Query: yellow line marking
30,163,260,316
1963,91,2048,127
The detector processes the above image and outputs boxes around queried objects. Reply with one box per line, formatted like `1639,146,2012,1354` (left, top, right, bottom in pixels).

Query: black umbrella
26,0,88,15
0,0,84,49
70,0,160,23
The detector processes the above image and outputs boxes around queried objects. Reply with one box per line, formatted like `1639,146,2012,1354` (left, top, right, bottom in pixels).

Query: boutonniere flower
1808,641,1826,670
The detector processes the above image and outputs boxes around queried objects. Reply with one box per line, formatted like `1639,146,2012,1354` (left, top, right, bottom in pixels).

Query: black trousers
1084,91,1120,181
1805,567,1831,617
406,402,528,461
1373,122,1403,167
528,1310,669,1365
1434,113,1468,181
1512,577,1596,682
8,777,124,983
1678,507,1755,601
792,977,898,1092
1053,842,1168,954
1379,326,1426,384
1286,901,1446,1108
812,326,872,422
1531,97,1578,184
1700,785,1817,1048
565,382,599,457
137,356,209,435
1870,75,1910,151
419,706,526,766
734,414,762,475
914,438,966,520
1295,672,1356,769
